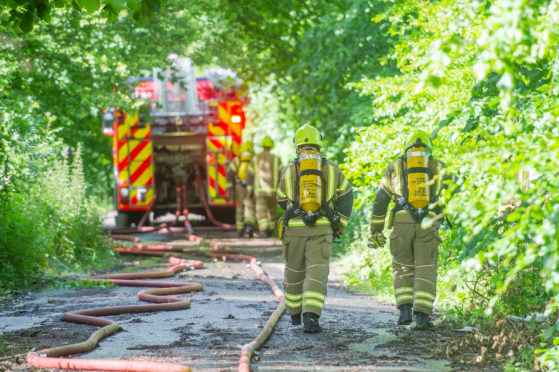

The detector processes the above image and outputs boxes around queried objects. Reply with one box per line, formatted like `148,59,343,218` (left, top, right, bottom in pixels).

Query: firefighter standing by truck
247,136,283,238
277,124,353,333
368,129,447,330
226,141,256,237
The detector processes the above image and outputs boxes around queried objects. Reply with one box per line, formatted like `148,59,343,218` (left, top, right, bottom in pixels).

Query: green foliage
0,1,245,198
343,0,559,367
0,0,164,32
337,221,394,301
0,125,115,289
217,0,396,161
49,278,115,289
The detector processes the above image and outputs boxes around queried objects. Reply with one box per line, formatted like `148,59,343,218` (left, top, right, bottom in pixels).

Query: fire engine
102,57,246,228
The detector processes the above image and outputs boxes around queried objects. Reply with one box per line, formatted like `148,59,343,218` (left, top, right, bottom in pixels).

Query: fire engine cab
102,56,246,228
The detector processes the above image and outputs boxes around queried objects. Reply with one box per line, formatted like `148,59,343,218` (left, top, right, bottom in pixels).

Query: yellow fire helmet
293,123,322,148
404,129,432,152
240,141,254,154
261,136,274,149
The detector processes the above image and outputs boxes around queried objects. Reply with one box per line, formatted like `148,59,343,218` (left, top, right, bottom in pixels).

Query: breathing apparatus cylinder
238,152,251,182
406,146,430,209
298,149,322,212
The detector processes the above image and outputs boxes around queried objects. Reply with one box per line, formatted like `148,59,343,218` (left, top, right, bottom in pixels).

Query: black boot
414,312,434,330
244,224,253,238
303,313,322,333
291,313,301,325
397,304,413,325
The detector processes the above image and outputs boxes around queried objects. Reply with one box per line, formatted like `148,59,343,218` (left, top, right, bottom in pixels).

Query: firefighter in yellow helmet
369,129,447,329
226,141,256,237
277,124,353,333
247,136,283,238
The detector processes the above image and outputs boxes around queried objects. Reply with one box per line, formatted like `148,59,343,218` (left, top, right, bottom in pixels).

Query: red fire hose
192,236,286,372
26,254,203,371
194,169,236,229
27,234,284,372
27,353,190,372
137,236,287,371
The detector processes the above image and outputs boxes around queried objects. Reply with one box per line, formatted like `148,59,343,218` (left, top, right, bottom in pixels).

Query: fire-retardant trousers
282,234,332,317
234,184,255,232
234,184,248,232
255,195,277,232
390,220,441,315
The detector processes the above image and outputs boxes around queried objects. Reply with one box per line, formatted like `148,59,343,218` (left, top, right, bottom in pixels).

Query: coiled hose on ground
26,234,285,372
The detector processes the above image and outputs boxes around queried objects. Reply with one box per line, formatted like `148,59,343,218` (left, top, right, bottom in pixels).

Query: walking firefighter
368,129,448,330
247,136,283,238
277,123,353,333
226,140,256,237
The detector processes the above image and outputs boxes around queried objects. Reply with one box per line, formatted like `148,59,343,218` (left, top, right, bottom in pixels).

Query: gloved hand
368,231,387,249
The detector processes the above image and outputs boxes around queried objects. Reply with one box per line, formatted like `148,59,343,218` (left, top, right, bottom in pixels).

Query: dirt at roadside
0,232,504,372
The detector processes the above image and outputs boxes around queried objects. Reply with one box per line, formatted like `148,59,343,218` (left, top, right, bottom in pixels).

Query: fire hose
26,252,204,372
194,169,236,230
187,235,286,372
26,235,285,372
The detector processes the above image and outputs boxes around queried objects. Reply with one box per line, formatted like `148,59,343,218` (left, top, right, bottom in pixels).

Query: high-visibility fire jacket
371,156,446,231
277,159,353,237
247,149,282,197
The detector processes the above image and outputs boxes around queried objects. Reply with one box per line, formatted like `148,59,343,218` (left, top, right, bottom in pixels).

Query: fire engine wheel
117,211,145,227
209,206,235,224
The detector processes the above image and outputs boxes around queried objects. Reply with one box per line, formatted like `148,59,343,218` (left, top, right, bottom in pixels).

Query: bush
0,124,114,289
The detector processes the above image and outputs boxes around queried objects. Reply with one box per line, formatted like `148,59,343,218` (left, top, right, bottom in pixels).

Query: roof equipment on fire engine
153,57,200,117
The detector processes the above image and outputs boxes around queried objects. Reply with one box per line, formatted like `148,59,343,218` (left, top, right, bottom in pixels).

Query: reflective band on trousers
303,299,324,309
395,286,413,305
303,291,325,309
415,291,435,301
285,292,302,308
395,286,413,295
303,291,325,301
413,298,434,309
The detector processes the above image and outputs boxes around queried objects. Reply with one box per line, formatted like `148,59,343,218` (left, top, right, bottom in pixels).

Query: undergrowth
0,138,115,290
337,215,554,371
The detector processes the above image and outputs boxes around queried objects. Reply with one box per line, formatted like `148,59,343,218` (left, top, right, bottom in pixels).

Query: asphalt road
0,230,499,372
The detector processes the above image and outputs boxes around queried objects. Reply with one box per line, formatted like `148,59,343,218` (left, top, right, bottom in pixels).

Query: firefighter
226,141,256,237
368,129,446,330
277,124,353,333
247,136,283,238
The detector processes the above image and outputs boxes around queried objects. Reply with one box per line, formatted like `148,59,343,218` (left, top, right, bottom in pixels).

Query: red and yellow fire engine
103,57,246,227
